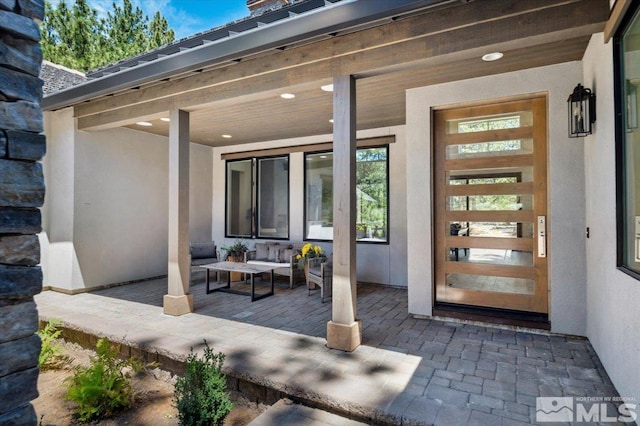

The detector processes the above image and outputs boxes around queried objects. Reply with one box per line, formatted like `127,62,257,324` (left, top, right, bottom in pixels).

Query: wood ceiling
73,0,609,147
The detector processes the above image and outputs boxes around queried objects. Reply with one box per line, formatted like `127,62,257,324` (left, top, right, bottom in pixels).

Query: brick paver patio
35,273,622,425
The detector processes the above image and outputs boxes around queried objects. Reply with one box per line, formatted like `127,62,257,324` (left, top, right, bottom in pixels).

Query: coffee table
201,261,277,302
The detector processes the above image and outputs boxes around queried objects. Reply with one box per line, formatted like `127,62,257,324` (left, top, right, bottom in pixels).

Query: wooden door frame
432,96,548,314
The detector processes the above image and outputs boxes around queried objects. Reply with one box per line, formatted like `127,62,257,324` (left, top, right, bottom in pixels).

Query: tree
40,0,175,72
148,11,175,50
104,0,147,61
41,0,104,71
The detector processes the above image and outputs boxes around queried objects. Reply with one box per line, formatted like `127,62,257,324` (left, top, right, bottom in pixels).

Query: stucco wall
406,62,588,336
583,33,640,402
41,108,84,291
74,127,171,287
41,112,213,290
190,143,214,242
212,126,408,286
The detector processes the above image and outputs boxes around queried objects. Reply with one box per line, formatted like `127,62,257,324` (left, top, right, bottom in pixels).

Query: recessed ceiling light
280,93,296,99
160,117,170,122
321,84,334,92
136,121,152,126
329,119,334,123
222,134,232,139
482,52,503,62
320,155,328,159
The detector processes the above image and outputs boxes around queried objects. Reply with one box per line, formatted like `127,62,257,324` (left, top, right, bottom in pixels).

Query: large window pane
225,156,289,239
619,4,640,274
226,159,252,237
304,146,389,242
305,153,334,239
356,147,388,242
257,157,289,239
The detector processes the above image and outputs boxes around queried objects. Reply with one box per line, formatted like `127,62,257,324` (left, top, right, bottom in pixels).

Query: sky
50,0,252,40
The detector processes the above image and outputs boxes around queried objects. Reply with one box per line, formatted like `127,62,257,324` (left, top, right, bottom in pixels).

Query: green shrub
174,340,233,426
65,338,143,422
37,319,69,370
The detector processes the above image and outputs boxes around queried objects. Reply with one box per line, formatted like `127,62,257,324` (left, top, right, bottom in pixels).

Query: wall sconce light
627,80,638,132
567,83,596,138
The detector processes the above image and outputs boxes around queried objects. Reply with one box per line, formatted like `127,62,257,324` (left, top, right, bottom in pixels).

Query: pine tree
104,0,147,61
40,0,176,72
41,0,103,71
148,11,175,50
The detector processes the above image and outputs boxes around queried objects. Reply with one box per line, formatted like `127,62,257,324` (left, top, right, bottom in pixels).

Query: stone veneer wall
0,0,46,424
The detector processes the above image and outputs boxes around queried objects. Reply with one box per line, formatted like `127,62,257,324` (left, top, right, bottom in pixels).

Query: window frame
615,0,640,280
255,154,291,240
224,158,254,239
224,154,290,240
303,145,390,245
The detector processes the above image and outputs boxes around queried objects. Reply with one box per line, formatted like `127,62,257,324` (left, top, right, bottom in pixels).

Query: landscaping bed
33,339,268,425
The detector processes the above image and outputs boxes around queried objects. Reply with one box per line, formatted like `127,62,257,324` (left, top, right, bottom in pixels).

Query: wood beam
76,0,608,131
604,0,632,42
76,0,584,119
220,135,395,160
120,35,588,146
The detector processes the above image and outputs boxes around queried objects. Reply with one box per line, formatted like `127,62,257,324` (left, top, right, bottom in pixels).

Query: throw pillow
255,243,269,260
280,248,295,263
267,244,280,261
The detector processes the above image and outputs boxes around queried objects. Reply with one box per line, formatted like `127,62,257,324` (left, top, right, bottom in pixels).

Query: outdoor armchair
307,255,332,303
190,241,219,281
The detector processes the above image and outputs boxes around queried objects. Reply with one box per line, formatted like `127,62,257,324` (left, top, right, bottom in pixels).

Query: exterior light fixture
481,52,503,62
321,84,334,92
136,121,152,126
627,80,638,132
280,93,295,99
567,83,596,137
329,119,334,123
222,134,232,139
160,117,170,122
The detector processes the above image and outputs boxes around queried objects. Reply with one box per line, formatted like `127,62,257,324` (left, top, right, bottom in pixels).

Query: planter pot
228,255,244,282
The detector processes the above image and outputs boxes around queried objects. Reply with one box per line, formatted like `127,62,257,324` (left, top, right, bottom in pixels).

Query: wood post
164,109,193,315
327,75,361,351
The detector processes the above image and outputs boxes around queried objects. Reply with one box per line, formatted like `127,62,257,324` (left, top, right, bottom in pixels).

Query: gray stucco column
327,75,361,351
163,109,192,315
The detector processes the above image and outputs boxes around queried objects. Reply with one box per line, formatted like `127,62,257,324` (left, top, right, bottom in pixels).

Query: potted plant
296,243,324,281
221,240,248,281
221,240,248,262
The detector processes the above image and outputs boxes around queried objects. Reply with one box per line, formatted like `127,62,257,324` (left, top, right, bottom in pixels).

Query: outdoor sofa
245,241,305,288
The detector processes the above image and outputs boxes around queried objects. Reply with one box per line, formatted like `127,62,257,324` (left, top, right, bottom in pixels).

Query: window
304,146,388,242
225,156,289,239
617,2,640,276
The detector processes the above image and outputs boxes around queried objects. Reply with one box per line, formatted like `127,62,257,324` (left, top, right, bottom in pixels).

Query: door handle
537,216,546,258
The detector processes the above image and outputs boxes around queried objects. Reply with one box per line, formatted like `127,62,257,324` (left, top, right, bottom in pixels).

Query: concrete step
249,399,368,426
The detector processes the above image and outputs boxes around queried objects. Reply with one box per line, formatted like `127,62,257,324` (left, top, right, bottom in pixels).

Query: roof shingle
39,61,87,96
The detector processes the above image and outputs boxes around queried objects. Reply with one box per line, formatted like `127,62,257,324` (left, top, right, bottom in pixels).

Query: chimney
247,0,292,15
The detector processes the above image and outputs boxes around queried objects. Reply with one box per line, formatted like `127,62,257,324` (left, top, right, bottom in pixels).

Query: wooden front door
434,97,548,313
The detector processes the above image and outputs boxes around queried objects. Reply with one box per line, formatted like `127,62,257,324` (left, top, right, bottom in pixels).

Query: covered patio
35,277,620,424
38,0,640,410
40,0,610,352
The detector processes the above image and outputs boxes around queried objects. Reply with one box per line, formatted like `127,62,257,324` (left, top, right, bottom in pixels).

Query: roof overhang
41,0,455,111
43,0,610,147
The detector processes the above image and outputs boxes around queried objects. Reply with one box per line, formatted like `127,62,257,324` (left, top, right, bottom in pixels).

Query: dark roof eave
41,0,452,111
